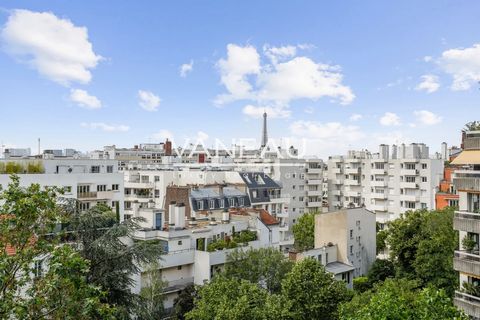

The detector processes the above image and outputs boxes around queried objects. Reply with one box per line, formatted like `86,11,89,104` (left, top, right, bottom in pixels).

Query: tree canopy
292,212,315,251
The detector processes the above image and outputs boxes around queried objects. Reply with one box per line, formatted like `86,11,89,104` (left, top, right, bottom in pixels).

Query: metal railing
77,191,97,199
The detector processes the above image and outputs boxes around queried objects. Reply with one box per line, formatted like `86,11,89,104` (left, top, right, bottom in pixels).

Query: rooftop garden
207,230,257,252
0,161,44,174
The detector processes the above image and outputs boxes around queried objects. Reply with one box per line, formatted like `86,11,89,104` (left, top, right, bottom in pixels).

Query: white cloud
215,43,354,108
69,89,101,109
81,122,129,132
413,110,442,125
438,43,480,90
1,9,101,85
179,60,193,77
379,112,401,126
263,44,297,64
195,131,209,141
304,106,314,114
138,90,161,111
215,44,261,104
242,104,291,119
151,129,173,141
349,113,362,121
423,56,433,62
415,74,440,93
290,121,363,140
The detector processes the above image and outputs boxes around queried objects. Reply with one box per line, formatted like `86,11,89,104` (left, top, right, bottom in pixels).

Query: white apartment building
328,143,444,226
315,207,377,278
129,202,281,311
0,157,124,217
451,130,480,318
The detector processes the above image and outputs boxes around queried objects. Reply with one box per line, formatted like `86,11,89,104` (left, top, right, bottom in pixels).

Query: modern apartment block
327,143,444,226
451,130,480,318
129,198,281,311
315,207,376,278
0,157,124,217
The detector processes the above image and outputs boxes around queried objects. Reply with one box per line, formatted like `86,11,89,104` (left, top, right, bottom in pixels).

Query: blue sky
0,1,479,158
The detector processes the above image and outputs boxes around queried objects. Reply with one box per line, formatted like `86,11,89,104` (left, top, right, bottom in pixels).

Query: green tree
386,207,458,295
185,276,271,320
17,245,115,319
224,247,293,293
66,203,164,318
281,258,353,320
366,259,395,286
339,279,467,320
353,277,370,293
292,212,315,251
137,262,166,320
173,284,197,320
0,175,114,319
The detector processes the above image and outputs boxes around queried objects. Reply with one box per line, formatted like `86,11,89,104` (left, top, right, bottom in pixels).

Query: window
197,200,204,210
177,265,182,270
405,201,416,209
91,166,100,173
79,202,90,211
300,173,305,179
292,185,296,190
299,185,304,191
154,176,160,182
112,184,119,191
325,253,329,264
155,190,160,198
350,229,353,239
252,190,258,198
422,163,427,169
178,240,182,245
350,245,353,255
220,199,225,208
239,197,245,206
209,199,215,209
299,196,304,202
107,165,113,173
77,185,90,193
63,186,72,193
421,176,427,182
97,185,107,192
292,173,296,178
34,260,43,278
405,176,416,182
317,254,322,263
229,198,235,207
155,212,162,230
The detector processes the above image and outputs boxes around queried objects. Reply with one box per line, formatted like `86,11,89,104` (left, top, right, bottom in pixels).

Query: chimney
168,201,176,226
175,203,186,229
222,208,230,223
209,217,217,226
189,216,197,226
165,139,172,156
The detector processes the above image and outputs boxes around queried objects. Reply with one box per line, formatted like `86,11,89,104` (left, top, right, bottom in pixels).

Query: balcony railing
454,291,480,318
454,211,480,233
163,277,194,294
464,137,480,150
453,170,480,192
454,250,480,275
77,191,97,199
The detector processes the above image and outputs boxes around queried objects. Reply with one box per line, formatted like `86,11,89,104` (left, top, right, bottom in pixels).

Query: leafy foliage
137,262,166,320
224,247,293,293
366,259,395,287
173,284,197,320
292,212,315,251
339,279,467,320
386,207,458,295
280,258,353,320
0,175,114,319
353,276,370,293
66,203,164,318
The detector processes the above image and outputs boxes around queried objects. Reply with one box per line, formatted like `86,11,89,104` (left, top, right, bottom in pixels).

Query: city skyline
1,1,479,158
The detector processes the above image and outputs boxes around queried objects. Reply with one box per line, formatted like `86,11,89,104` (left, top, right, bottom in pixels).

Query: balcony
276,211,289,218
307,179,322,185
454,291,480,319
344,179,360,186
454,250,480,275
331,189,342,196
371,169,387,175
454,211,480,233
400,182,418,189
401,194,419,202
372,192,387,199
371,180,387,187
306,201,322,207
97,190,114,199
307,168,323,174
464,136,480,150
331,168,343,174
77,191,97,199
345,168,360,175
401,169,419,176
161,249,195,268
369,204,388,212
453,170,480,192
163,277,194,294
279,224,289,232
307,190,322,196
345,190,360,198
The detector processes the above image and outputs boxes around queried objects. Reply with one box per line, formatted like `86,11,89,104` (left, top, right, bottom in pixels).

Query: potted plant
462,235,477,253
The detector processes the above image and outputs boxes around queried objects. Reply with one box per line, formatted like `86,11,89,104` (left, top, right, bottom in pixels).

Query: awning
451,150,480,165
325,262,355,274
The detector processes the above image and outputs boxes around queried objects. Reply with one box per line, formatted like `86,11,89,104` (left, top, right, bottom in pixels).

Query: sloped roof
451,150,480,165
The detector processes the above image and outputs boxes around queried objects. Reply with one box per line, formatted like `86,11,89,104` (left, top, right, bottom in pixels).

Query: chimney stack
168,201,176,226
175,203,186,229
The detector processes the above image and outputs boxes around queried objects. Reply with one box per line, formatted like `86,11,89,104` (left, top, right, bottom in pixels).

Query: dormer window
229,198,235,207
209,199,215,209
197,200,204,210
239,198,244,206
220,199,225,208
